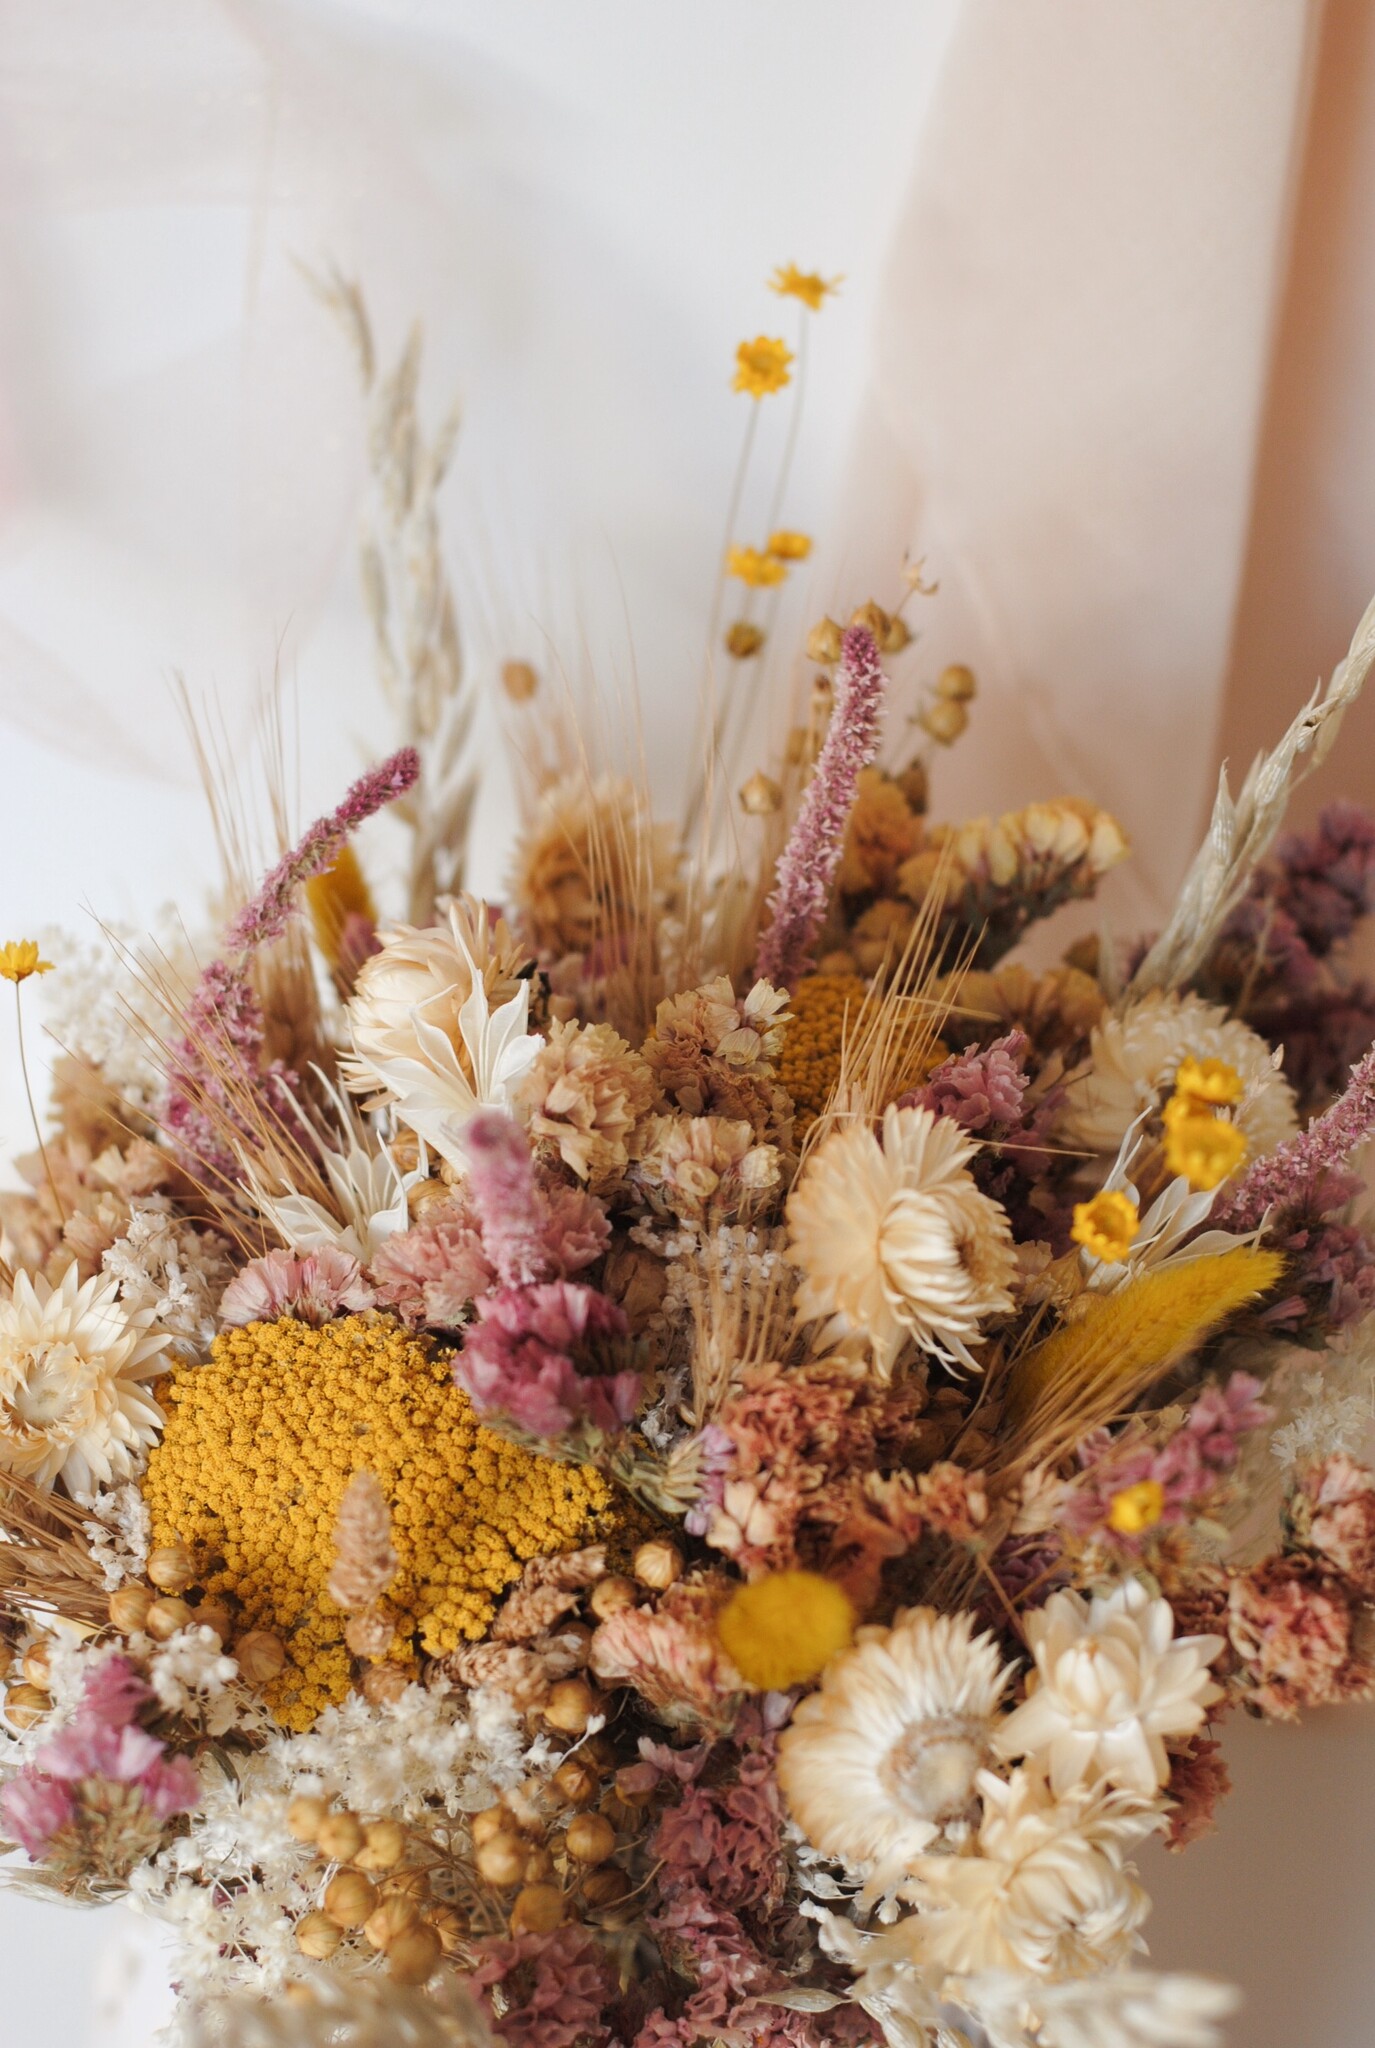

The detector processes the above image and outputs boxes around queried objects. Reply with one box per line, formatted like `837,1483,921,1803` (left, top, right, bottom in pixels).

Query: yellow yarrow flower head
1173,1055,1244,1113
768,264,843,312
717,1570,854,1690
733,335,794,398
0,941,54,984
1107,1478,1166,1536
767,530,812,562
1162,1095,1248,1192
1071,1189,1140,1265
727,545,788,589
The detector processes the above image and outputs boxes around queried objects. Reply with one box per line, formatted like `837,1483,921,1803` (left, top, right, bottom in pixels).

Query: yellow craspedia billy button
140,1315,617,1730
717,1570,855,1690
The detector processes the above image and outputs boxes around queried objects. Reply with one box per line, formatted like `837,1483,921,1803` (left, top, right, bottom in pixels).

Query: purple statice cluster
1065,1372,1271,1550
911,1029,1029,1132
908,1029,1069,1245
452,1112,638,1439
0,1657,197,1864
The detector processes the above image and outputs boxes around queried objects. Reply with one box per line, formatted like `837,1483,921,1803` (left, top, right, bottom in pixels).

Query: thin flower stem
706,402,760,656
760,308,809,545
14,983,64,1225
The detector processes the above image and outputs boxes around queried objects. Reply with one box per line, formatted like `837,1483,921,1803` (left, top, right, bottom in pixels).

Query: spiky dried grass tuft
0,1473,111,1630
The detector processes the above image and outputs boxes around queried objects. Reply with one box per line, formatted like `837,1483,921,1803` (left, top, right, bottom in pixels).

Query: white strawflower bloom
787,1104,1017,1377
906,1765,1157,1976
0,1265,168,1492
1060,990,1296,1163
967,1968,1240,2048
993,1579,1223,1797
344,894,527,1086
778,1607,1011,1896
183,1975,494,2048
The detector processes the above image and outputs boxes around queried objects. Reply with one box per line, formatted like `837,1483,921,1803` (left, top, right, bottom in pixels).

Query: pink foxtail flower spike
754,625,887,990
1215,1038,1375,1232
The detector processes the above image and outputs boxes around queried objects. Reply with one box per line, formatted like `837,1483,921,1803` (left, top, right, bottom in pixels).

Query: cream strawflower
993,1578,1223,1797
343,894,528,1102
787,1104,1017,1376
1060,990,1296,1165
906,1765,1157,1977
966,1969,1239,2048
0,1265,168,1493
778,1606,1011,1896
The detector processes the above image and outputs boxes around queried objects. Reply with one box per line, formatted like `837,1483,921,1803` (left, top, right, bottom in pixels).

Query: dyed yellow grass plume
1008,1246,1284,1460
306,843,377,974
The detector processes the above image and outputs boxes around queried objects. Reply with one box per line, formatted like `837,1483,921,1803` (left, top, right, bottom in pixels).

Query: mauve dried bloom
631,1114,781,1225
916,1461,989,1541
1217,1040,1375,1232
1228,1554,1370,1719
643,977,793,1141
369,1194,495,1326
1067,1374,1269,1547
652,1729,787,1918
1164,1734,1231,1851
1,1771,76,1855
456,1281,639,1439
460,1110,552,1287
911,1030,1029,1133
220,1246,375,1327
466,1923,618,2048
1265,984,1375,1110
591,1571,746,1732
756,626,888,990
1296,1453,1375,1595
1260,1208,1375,1338
1272,801,1375,956
517,1017,657,1187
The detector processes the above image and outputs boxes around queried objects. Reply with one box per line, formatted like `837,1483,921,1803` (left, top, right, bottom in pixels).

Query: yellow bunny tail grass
1005,1246,1284,1469
306,843,377,983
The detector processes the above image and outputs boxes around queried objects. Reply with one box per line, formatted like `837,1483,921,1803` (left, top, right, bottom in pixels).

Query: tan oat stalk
326,1470,398,1613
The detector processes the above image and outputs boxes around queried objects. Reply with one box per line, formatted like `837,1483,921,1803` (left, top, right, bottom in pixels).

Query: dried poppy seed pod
386,1921,443,1986
235,1629,286,1685
919,698,969,746
588,1575,637,1621
882,614,912,655
510,1883,565,1936
3,1684,49,1730
316,1810,366,1864
145,1597,194,1643
286,1794,330,1846
849,601,889,642
805,616,843,664
108,1584,154,1635
739,771,782,817
323,1869,378,1929
633,1540,682,1591
542,1677,598,1735
935,662,976,701
363,1891,420,1952
553,1756,601,1808
423,1903,467,1955
147,1543,196,1593
501,659,539,703
21,1641,52,1691
355,1818,407,1873
565,1812,616,1866
475,1831,528,1888
725,621,765,660
294,1910,342,1960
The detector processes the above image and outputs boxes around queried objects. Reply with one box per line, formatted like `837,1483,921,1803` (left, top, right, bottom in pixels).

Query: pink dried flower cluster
1164,1734,1231,1851
220,1246,375,1327
1270,802,1375,958
1067,1373,1270,1547
590,1573,745,1734
466,1923,618,2048
1218,1041,1375,1231
457,1281,638,1439
1,1657,198,1860
1227,1553,1371,1720
911,1029,1029,1132
1296,1453,1375,1596
370,1196,495,1326
650,1726,787,1919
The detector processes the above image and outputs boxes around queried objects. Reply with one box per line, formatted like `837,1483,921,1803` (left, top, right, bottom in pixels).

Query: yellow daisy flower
1071,1189,1139,1265
767,530,812,561
733,336,794,398
769,265,843,312
727,545,788,589
0,941,54,984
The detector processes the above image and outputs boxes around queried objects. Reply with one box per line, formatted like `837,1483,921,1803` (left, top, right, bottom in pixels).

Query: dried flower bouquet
4,265,1375,2048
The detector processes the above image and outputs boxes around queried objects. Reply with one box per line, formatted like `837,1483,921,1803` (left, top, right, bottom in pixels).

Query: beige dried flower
493,1545,606,1641
838,768,923,897
327,1471,399,1613
631,1114,781,1224
510,771,678,960
516,1018,657,1187
344,894,528,1100
643,976,792,1137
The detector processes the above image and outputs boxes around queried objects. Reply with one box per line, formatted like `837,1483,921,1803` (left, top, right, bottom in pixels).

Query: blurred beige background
1,1,1374,2041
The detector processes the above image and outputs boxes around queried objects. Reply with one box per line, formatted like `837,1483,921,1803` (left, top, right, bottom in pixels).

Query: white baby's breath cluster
102,1199,234,1359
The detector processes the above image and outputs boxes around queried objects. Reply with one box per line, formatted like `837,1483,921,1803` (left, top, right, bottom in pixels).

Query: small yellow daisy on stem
769,264,843,312
0,941,64,1224
1071,1188,1139,1264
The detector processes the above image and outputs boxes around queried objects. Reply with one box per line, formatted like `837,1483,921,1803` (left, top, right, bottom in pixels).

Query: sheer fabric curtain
1,2,1373,2042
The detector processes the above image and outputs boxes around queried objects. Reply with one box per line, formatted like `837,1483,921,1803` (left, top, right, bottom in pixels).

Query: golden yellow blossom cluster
1162,1055,1248,1191
141,1315,617,1730
777,975,936,1139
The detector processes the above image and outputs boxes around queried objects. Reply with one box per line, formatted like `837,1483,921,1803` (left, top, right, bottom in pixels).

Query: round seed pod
523,1845,555,1884
423,1903,467,1954
510,1883,566,1936
108,1585,154,1635
632,1541,682,1591
501,660,539,704
385,1921,443,1987
379,1867,432,1902
542,1678,597,1735
849,601,890,642
920,698,969,745
355,1818,406,1873
725,621,765,661
147,1543,196,1593
294,1911,342,1961
805,617,843,664
235,1630,286,1685
285,1794,330,1846
323,1869,378,1930
193,1599,234,1645
935,662,976,701
144,1597,194,1642
566,1813,616,1866
555,1620,594,1668
882,615,912,655
475,1832,528,1888
0,1644,13,1684
553,1757,601,1808
3,1684,48,1730
738,771,782,816
363,1892,420,1952
583,1865,633,1910
588,1576,637,1622
21,1642,52,1691
470,1805,510,1847
316,1810,366,1864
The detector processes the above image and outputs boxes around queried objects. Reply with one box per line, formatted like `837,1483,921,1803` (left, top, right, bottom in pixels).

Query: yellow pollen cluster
1162,1059,1248,1193
1172,1055,1243,1112
718,1570,854,1690
1107,1478,1167,1537
1071,1189,1139,1265
141,1315,616,1731
778,975,938,1138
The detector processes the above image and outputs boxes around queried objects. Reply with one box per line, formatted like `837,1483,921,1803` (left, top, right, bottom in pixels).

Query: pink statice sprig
1066,1372,1271,1550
